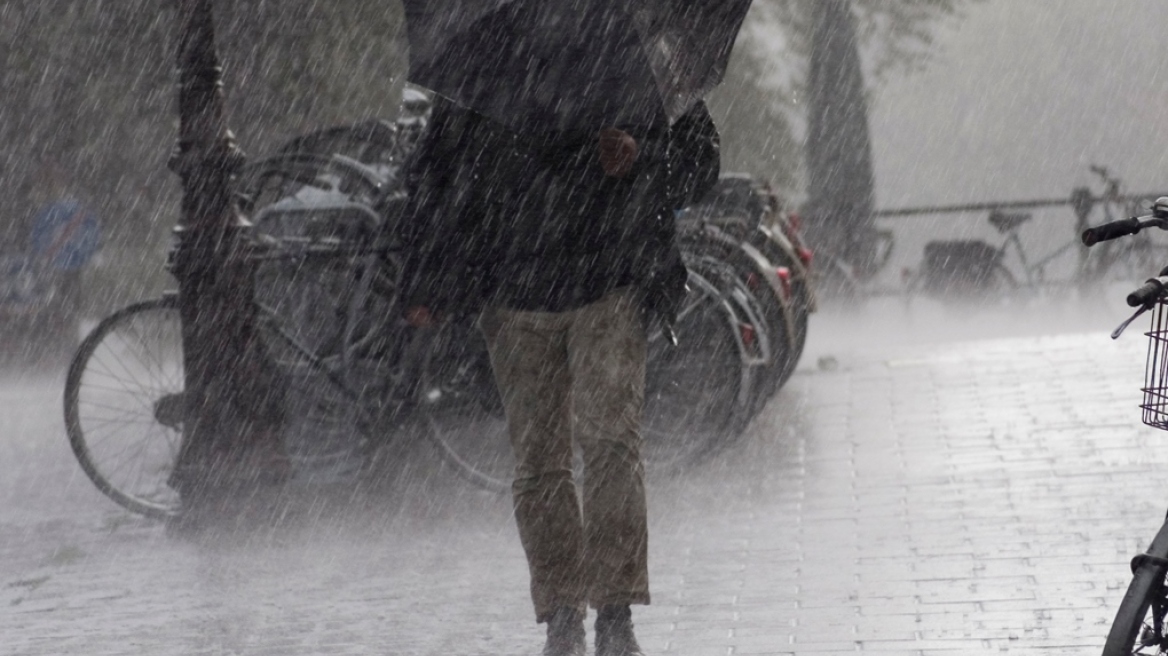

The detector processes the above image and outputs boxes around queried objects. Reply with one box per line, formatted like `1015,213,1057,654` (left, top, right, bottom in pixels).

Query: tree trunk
803,0,877,276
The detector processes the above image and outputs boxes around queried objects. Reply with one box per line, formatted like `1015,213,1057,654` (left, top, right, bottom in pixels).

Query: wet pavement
2,290,1164,655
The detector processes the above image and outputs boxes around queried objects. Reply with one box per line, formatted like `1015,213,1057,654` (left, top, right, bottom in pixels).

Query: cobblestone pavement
2,293,1165,655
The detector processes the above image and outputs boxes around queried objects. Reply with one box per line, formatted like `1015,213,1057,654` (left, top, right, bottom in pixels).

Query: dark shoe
595,605,645,656
543,606,586,656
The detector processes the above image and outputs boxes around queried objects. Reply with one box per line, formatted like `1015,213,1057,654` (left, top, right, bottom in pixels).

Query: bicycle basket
921,240,1001,295
1143,299,1168,430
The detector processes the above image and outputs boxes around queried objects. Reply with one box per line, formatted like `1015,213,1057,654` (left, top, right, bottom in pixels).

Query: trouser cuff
590,592,650,610
535,601,588,624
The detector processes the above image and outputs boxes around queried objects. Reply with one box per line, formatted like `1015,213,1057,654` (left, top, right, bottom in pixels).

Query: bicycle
64,152,396,518
1078,196,1168,655
680,175,818,406
907,210,1040,301
63,137,772,516
906,167,1165,302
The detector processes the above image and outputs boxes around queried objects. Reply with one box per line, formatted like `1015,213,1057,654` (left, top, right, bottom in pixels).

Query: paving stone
7,300,1168,654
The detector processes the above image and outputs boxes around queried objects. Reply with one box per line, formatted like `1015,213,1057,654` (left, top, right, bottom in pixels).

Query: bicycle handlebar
1083,197,1168,246
1127,276,1168,307
1082,216,1143,246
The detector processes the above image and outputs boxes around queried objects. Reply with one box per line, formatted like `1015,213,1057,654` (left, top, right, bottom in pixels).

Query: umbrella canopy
402,0,752,131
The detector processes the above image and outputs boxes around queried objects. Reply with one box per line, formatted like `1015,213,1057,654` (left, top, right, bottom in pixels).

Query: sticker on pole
30,200,101,271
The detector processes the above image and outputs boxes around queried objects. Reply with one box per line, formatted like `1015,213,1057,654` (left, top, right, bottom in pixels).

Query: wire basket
1143,299,1168,430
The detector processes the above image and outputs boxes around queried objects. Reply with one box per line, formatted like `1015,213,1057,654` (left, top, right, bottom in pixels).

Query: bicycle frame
997,227,1080,288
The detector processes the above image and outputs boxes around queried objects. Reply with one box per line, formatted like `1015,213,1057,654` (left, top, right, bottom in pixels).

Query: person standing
397,6,721,656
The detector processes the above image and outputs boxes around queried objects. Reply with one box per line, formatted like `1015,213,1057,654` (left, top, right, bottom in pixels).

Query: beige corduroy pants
479,287,650,623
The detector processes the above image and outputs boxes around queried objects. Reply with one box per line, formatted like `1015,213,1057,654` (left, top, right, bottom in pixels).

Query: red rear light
788,212,803,233
797,247,814,267
775,267,792,301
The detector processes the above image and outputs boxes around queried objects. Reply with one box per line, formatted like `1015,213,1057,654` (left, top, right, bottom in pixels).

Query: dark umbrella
401,0,752,131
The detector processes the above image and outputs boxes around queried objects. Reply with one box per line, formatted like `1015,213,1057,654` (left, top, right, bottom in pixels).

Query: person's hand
598,127,638,178
405,305,435,328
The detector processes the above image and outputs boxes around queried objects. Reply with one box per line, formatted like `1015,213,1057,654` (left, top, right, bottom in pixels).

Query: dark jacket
398,99,720,322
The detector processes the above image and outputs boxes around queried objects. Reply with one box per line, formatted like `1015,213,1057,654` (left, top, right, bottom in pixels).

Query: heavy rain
3,1,1168,654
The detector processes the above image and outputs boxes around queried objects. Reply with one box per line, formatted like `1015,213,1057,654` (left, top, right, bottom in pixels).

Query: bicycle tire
1104,563,1168,655
415,319,513,493
63,297,184,519
643,267,757,469
1103,518,1168,656
681,224,791,414
253,253,356,364
247,307,391,488
341,253,401,366
781,269,810,386
684,249,776,419
984,262,1018,303
749,229,811,387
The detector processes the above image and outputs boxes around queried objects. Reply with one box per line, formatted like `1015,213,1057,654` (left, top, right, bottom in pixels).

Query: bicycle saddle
987,210,1032,234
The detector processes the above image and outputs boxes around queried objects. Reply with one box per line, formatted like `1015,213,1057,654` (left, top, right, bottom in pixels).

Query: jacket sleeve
665,100,721,210
396,100,488,314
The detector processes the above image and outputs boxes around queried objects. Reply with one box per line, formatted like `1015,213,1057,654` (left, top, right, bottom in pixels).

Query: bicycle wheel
685,249,776,418
64,297,183,519
416,318,513,493
1102,518,1168,656
248,291,381,484
974,262,1018,305
769,251,811,385
341,253,401,364
681,224,789,414
253,253,354,363
1103,512,1168,655
751,226,812,386
1104,564,1168,655
643,268,755,471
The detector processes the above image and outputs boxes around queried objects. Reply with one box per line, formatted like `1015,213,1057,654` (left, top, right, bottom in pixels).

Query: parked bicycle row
62,109,817,519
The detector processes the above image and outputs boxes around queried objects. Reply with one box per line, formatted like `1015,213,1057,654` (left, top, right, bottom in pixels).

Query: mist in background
859,0,1168,290
871,0,1168,208
4,1,1166,308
